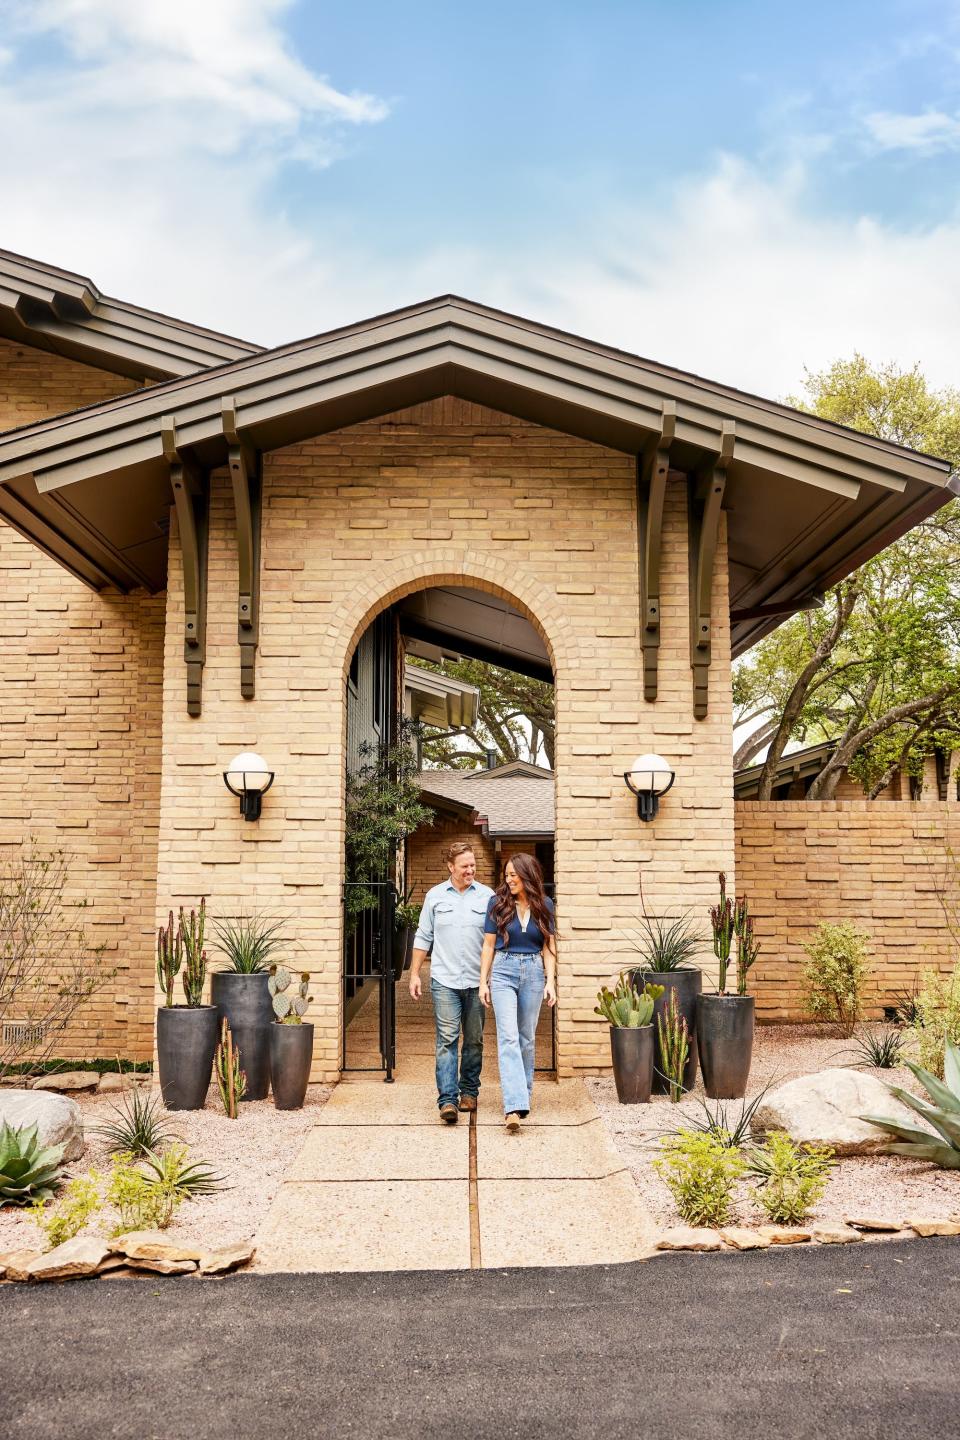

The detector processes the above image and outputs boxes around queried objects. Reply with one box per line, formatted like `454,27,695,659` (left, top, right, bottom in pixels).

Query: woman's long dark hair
491,852,554,944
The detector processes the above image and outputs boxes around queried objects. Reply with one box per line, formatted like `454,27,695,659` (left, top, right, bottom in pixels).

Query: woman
479,852,557,1132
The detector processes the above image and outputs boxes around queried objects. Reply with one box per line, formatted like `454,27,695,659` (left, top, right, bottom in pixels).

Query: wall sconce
624,753,675,822
223,751,274,821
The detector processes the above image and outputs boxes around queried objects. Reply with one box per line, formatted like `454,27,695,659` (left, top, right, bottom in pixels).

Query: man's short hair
446,841,476,865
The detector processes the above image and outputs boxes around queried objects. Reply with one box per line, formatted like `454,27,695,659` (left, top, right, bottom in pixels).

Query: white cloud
865,108,960,153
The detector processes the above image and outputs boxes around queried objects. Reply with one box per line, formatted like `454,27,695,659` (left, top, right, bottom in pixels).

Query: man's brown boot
439,1103,459,1124
458,1094,477,1113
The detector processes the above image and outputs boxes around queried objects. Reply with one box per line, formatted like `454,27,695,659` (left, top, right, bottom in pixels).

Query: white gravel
0,1084,331,1255
587,1024,960,1235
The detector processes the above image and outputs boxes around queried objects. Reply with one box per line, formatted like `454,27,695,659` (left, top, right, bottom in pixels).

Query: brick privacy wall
406,818,497,901
0,339,162,1061
736,800,960,1022
158,397,734,1079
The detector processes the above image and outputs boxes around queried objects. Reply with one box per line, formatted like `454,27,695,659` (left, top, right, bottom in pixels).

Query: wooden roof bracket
636,400,676,702
162,416,209,717
689,420,735,720
222,399,262,700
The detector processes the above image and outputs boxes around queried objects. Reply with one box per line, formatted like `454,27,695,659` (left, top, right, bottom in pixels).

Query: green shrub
909,966,960,1079
802,921,871,1036
653,1128,746,1227
746,1132,835,1224
30,1174,101,1249
106,1153,181,1234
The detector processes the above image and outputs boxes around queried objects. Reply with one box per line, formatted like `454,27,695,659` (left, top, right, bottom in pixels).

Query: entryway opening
342,583,557,1082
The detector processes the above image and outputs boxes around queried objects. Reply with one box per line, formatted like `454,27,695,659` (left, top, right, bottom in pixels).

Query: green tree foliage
416,657,555,770
736,356,960,798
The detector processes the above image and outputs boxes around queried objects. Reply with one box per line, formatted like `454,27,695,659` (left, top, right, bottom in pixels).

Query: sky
1,0,960,399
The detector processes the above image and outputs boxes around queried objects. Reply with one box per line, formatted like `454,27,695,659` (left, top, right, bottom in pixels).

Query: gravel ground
586,1024,960,1233
0,1083,332,1254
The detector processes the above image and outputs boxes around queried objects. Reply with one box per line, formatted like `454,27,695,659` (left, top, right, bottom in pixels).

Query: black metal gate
342,881,397,1080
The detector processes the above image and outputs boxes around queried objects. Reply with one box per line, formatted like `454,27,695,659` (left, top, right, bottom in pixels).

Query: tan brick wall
0,339,162,1061
406,819,497,902
736,800,960,1022
157,397,734,1079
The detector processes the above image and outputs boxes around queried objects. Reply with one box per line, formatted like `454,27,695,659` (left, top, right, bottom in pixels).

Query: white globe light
628,753,674,794
225,751,272,792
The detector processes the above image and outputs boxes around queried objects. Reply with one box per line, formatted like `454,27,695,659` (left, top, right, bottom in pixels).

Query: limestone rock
752,1068,920,1156
758,1226,811,1245
720,1227,771,1250
95,1255,129,1275
126,1256,197,1275
198,1244,255,1275
32,1071,99,1093
0,1247,43,1281
99,1267,139,1280
811,1223,863,1245
23,1237,110,1281
844,1215,904,1232
907,1217,960,1237
97,1073,149,1093
656,1227,724,1252
0,1089,84,1161
111,1230,204,1262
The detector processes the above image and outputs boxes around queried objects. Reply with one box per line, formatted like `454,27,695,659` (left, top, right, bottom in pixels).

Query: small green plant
29,1173,101,1249
269,965,312,1023
140,1143,225,1200
908,966,960,1079
653,1129,746,1227
395,898,422,932
94,1088,174,1157
843,1027,906,1070
861,1036,960,1169
212,912,288,975
156,910,182,1009
345,724,435,927
625,913,702,972
107,1152,180,1233
594,972,663,1028
179,899,208,1007
657,990,690,1102
802,920,871,1037
0,1122,65,1206
215,1018,246,1118
746,1132,835,1224
686,1082,775,1150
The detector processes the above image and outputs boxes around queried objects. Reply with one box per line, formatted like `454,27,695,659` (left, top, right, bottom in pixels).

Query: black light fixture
223,750,274,821
624,753,675,822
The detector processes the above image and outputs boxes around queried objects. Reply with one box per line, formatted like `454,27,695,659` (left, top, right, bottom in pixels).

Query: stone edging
0,1230,254,1284
653,1216,960,1252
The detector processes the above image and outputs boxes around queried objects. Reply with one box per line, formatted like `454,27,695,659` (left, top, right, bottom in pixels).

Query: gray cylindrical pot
609,1025,654,1104
156,1006,218,1111
269,1023,314,1110
697,994,755,1099
631,967,702,1095
211,971,273,1101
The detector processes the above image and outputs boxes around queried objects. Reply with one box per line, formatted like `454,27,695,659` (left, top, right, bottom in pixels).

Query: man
410,842,494,1124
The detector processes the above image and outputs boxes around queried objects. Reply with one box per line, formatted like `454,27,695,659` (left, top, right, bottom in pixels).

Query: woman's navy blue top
484,895,555,952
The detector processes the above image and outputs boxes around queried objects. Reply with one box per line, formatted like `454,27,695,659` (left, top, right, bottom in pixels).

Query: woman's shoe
505,1112,521,1133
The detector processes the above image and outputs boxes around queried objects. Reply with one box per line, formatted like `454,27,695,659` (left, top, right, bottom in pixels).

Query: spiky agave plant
94,1087,174,1157
861,1037,960,1168
0,1122,65,1206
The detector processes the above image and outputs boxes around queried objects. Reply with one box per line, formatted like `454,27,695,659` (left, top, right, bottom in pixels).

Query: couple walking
410,842,556,1131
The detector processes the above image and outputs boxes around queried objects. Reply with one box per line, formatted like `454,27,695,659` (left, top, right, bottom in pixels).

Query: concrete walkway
254,1074,655,1272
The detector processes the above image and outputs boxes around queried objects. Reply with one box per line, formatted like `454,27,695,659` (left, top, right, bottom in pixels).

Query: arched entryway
339,572,560,1082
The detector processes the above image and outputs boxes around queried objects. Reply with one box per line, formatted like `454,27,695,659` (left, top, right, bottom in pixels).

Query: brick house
0,248,952,1079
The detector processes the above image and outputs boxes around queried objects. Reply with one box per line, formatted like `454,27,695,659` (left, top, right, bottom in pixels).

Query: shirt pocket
434,903,455,928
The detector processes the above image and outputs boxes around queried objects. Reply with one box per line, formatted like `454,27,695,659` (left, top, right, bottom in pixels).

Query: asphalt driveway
2,1236,959,1440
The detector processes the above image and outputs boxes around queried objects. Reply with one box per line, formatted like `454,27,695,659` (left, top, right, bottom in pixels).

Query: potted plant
155,900,219,1111
268,966,314,1110
595,971,664,1103
628,913,703,1093
210,912,287,1101
697,873,759,1099
393,891,421,981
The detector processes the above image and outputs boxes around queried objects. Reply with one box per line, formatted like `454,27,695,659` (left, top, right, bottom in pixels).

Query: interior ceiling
399,587,552,683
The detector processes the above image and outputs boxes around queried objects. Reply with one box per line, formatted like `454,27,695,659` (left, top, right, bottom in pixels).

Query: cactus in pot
268,965,313,1024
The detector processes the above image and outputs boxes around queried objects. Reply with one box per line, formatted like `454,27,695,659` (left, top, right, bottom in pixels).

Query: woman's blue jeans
490,949,545,1116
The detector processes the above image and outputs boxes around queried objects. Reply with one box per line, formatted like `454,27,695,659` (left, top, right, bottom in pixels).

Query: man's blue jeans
431,980,485,1109
490,950,545,1116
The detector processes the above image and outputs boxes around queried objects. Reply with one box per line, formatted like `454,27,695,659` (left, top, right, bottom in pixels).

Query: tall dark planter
609,1025,654,1104
631,967,702,1094
211,971,273,1101
697,994,755,1099
270,1023,314,1110
392,927,414,983
156,1006,218,1111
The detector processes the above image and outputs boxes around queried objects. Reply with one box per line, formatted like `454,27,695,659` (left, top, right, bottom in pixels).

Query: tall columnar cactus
594,972,663,1028
179,898,207,1008
156,911,183,1009
710,872,735,994
734,898,760,996
657,990,689,1103
268,965,313,1024
215,1018,246,1119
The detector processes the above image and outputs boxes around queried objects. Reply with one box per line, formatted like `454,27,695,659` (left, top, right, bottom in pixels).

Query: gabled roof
403,661,479,729
0,286,952,649
0,248,260,379
419,764,555,837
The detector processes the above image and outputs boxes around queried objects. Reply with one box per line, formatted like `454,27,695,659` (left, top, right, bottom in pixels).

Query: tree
415,657,555,770
736,356,960,800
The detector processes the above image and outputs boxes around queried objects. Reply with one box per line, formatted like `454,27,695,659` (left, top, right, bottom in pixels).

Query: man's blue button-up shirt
413,879,495,990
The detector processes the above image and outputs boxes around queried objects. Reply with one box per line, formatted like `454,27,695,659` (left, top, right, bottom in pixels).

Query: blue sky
1,0,959,397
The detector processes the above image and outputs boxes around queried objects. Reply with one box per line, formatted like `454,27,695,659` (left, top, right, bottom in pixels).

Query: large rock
111,1230,204,1262
199,1244,255,1275
0,1089,84,1161
752,1068,920,1156
23,1237,110,1281
656,1227,724,1252
33,1071,99,1093
0,1248,43,1281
